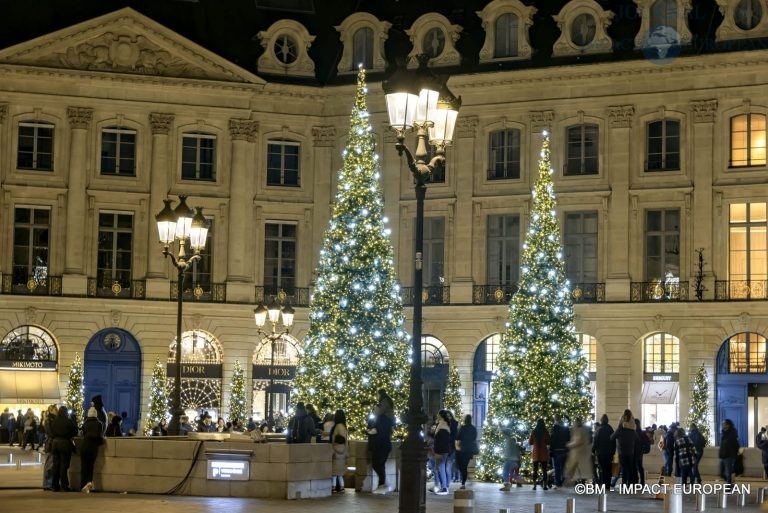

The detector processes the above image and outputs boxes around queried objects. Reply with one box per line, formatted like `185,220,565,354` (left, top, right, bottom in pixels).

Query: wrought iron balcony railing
401,286,450,306
1,275,62,296
569,283,605,303
473,284,518,304
255,286,310,307
630,281,689,302
87,278,146,299
170,282,226,303
715,280,767,301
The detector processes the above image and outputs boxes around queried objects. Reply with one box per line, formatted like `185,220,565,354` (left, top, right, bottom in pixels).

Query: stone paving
1,447,768,512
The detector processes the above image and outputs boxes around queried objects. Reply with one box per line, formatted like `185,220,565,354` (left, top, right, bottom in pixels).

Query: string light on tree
443,363,463,418
144,357,169,435
292,67,409,439
687,363,711,446
228,360,246,426
476,131,593,481
65,353,84,424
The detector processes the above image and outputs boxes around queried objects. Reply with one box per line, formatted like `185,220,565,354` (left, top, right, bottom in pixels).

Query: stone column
690,100,718,299
62,106,93,295
450,116,479,304
225,118,259,302
311,126,336,273
604,105,635,301
144,113,174,298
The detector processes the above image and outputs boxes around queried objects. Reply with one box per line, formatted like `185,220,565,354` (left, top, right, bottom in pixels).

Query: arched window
252,334,300,366
421,335,449,367
168,329,222,364
651,0,677,29
494,13,519,58
643,332,679,374
352,27,374,69
728,332,767,373
730,113,767,167
0,325,58,363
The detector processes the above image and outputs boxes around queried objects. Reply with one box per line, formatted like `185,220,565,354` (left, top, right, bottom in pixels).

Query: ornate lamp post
383,57,460,513
155,195,209,436
254,299,294,431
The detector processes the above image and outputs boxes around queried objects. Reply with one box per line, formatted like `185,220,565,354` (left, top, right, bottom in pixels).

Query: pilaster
450,116,478,304
311,125,336,274
145,113,174,299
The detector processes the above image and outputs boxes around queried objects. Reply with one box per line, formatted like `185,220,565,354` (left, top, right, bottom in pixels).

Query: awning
0,370,61,404
641,381,679,404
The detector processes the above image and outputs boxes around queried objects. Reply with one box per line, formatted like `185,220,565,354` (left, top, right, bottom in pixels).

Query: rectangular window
565,124,599,175
267,140,300,186
494,13,519,58
13,207,50,287
422,217,445,286
731,113,767,167
352,27,374,70
488,129,521,180
181,133,216,181
645,209,680,281
729,203,767,297
184,218,214,293
264,222,297,292
101,127,137,176
564,211,598,283
424,145,446,184
17,122,54,171
97,212,133,289
486,214,519,285
646,119,680,171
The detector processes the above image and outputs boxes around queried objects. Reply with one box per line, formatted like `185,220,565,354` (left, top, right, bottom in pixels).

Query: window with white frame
422,217,445,287
731,113,767,167
644,332,679,374
487,214,520,285
12,207,50,288
181,132,216,181
101,126,136,176
267,139,300,186
646,119,680,171
17,122,54,171
421,335,449,367
729,203,767,297
645,209,680,281
565,212,598,284
488,128,521,180
264,222,296,293
565,124,599,175
97,212,133,289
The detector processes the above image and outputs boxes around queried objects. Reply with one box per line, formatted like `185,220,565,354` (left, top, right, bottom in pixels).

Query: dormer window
257,20,316,78
635,1,693,48
571,13,597,46
716,0,768,41
423,27,446,58
335,13,390,74
736,0,763,30
274,35,298,64
406,13,462,68
552,0,614,57
477,0,536,62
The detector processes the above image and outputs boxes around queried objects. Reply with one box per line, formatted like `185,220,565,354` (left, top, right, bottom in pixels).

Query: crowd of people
424,410,479,494
496,410,741,491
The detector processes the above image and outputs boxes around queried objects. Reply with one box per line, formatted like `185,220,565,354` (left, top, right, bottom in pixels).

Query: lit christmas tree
228,360,246,425
443,363,463,418
687,363,710,446
292,67,409,439
144,358,168,435
476,132,593,481
65,353,84,424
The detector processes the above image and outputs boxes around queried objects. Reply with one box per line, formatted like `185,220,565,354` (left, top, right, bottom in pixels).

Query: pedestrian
529,418,551,490
105,415,123,437
550,415,569,489
321,412,335,443
664,423,678,476
565,418,592,484
330,409,348,493
592,414,615,489
22,408,37,450
455,414,478,490
634,418,650,486
15,409,24,446
305,403,322,441
90,395,108,436
42,404,58,490
610,409,639,486
49,405,77,492
499,428,523,491
757,427,768,479
368,393,394,494
216,418,226,432
687,423,705,484
287,402,315,444
5,412,15,447
0,408,8,444
673,427,696,485
431,410,451,495
79,407,104,493
719,419,739,485
447,411,459,483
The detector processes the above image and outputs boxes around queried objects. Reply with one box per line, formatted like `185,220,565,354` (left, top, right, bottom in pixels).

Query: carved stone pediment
0,7,264,84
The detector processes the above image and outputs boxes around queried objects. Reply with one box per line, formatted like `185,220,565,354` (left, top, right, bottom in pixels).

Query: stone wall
350,440,401,491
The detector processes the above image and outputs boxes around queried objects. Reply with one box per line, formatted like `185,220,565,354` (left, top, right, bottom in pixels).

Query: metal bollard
597,493,607,512
453,489,474,513
534,504,544,513
736,492,746,507
664,490,682,513
35,452,41,463
696,493,706,512
499,510,512,513
15,459,21,469
716,491,727,509
565,497,576,513
757,487,766,504
7,453,12,463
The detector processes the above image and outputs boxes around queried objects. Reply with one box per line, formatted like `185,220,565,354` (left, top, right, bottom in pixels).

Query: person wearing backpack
287,402,315,444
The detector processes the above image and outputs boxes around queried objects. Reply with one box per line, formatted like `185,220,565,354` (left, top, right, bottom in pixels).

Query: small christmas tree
687,363,710,445
228,360,247,425
443,363,463,419
65,353,84,424
144,358,168,435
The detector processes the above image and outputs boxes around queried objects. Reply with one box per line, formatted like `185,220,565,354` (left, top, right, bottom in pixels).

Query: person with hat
79,407,104,493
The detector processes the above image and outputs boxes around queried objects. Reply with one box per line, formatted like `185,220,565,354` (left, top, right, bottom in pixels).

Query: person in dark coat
79,407,104,492
368,402,394,494
287,402,315,444
719,419,740,485
664,423,678,476
688,424,706,484
529,418,551,490
5,413,16,447
90,395,108,437
105,415,123,437
592,414,615,488
455,414,478,489
50,406,78,491
549,415,570,488
610,409,639,486
757,426,768,479
634,418,649,486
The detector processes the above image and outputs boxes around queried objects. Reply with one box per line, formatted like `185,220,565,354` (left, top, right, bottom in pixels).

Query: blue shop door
84,329,142,433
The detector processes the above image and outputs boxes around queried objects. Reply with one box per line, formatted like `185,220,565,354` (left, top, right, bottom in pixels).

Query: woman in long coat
529,418,551,490
565,419,593,484
330,409,348,493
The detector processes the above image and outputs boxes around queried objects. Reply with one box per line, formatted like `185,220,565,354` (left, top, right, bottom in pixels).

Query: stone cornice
690,99,718,123
229,119,259,142
311,126,336,147
67,106,93,129
149,112,174,135
608,105,635,128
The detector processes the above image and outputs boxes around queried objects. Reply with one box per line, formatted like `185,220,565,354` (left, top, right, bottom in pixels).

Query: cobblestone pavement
1,447,767,512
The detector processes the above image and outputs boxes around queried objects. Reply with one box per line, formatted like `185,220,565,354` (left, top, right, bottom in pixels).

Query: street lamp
383,56,460,513
155,195,209,436
254,299,294,431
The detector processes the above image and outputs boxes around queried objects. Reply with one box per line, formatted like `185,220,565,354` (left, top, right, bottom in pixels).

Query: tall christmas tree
144,358,168,435
65,353,84,424
292,67,409,439
476,132,593,481
228,360,247,425
687,363,710,446
443,363,463,418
